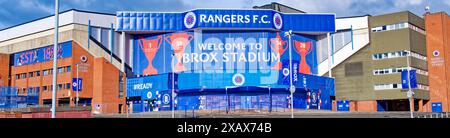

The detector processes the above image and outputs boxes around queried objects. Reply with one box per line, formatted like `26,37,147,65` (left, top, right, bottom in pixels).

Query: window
119,72,124,98
36,71,40,77
29,72,34,78
58,67,64,74
374,83,402,90
66,83,71,89
58,84,63,91
372,22,411,33
66,66,71,73
43,86,48,91
16,74,20,79
43,70,49,76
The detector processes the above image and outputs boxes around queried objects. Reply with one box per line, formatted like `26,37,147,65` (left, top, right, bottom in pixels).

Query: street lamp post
172,53,175,118
406,52,414,118
74,62,83,107
285,30,295,118
51,0,59,118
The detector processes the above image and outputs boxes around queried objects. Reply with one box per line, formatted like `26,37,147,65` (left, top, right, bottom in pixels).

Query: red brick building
425,12,450,112
0,9,131,115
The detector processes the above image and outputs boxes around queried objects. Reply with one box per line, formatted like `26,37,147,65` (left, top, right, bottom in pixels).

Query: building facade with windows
323,11,429,112
0,9,129,114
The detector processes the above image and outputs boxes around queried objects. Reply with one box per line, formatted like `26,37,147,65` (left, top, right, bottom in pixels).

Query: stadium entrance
120,9,336,113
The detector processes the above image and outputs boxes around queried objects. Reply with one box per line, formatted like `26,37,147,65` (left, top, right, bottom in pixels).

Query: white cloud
181,0,251,9
18,0,53,14
270,0,430,17
444,0,450,7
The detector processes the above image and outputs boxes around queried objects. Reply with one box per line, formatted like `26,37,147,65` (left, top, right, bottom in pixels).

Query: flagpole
51,0,59,118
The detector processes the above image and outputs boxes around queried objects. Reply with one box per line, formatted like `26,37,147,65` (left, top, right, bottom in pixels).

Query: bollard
441,113,444,118
447,112,449,118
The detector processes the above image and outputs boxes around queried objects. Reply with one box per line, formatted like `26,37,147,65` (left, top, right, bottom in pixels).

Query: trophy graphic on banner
269,32,288,70
139,36,163,75
294,40,312,74
165,33,194,72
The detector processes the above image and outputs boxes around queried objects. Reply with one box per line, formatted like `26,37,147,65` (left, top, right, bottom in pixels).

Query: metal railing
415,112,450,118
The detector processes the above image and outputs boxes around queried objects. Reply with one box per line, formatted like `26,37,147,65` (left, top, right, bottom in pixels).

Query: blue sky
1,0,450,30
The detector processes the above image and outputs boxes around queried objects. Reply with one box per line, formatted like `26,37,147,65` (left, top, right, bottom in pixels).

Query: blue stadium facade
118,9,336,113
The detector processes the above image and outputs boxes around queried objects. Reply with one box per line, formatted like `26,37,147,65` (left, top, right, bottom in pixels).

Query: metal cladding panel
117,9,335,33
117,12,183,31
283,14,336,32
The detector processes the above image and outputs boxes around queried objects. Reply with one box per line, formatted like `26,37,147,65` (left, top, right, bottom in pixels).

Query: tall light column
285,30,294,118
51,0,59,118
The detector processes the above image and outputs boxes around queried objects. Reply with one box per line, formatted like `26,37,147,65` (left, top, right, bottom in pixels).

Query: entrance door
118,104,123,114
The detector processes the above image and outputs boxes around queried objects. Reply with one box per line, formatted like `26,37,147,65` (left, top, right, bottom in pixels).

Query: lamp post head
284,30,293,37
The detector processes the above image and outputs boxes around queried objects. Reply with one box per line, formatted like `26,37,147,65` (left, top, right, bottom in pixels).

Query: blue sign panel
72,78,83,92
117,9,335,32
13,41,72,66
337,100,350,111
401,70,417,89
126,74,169,100
431,102,442,113
133,31,318,76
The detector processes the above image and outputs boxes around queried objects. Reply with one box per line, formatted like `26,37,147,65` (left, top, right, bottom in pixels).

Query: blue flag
401,70,417,89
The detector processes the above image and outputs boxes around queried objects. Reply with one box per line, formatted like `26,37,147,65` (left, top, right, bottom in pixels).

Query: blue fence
0,87,39,109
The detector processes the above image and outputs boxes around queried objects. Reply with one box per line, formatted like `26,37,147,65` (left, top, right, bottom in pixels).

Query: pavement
93,109,450,118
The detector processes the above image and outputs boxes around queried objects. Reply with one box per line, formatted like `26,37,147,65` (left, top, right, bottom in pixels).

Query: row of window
374,83,430,91
373,67,428,76
374,83,403,90
372,23,408,32
371,22,426,35
15,66,71,80
17,87,40,95
372,50,427,61
42,83,71,92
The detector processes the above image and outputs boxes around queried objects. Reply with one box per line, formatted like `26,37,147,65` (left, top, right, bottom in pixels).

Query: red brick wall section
425,12,450,112
1,111,91,118
92,58,125,114
0,54,10,86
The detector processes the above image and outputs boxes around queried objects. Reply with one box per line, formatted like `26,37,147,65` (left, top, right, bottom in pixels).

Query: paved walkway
93,109,450,118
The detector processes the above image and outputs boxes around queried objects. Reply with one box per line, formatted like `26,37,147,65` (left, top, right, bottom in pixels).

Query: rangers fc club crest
273,13,283,30
184,12,196,29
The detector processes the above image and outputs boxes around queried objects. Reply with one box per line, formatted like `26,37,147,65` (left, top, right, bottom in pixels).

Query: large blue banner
13,41,72,66
117,9,335,32
133,31,318,76
126,74,169,100
401,70,417,89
